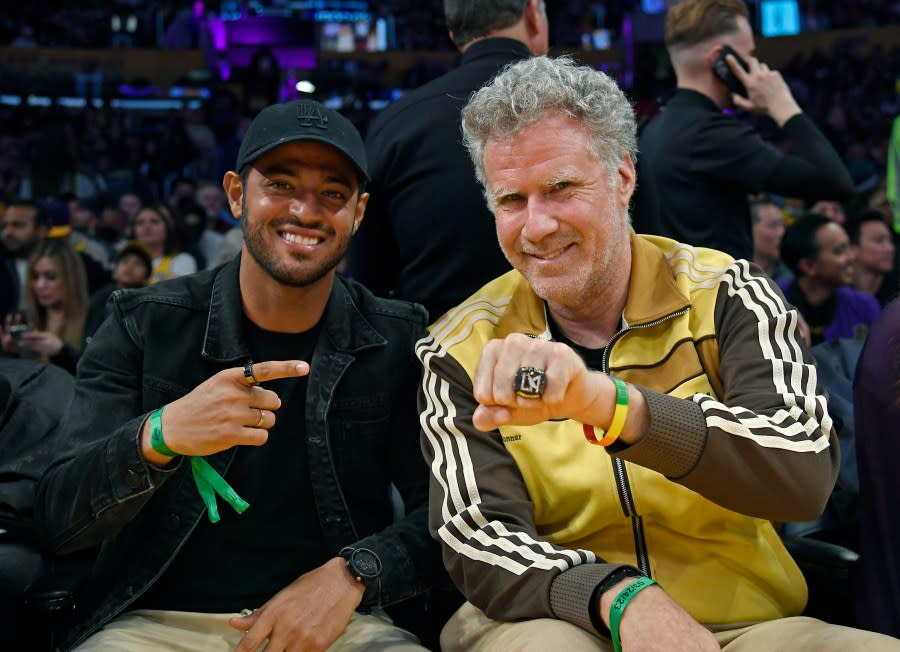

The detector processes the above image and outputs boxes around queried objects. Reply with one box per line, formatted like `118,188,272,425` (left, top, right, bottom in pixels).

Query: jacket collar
201,256,386,363
497,230,691,338
622,230,691,327
461,37,532,65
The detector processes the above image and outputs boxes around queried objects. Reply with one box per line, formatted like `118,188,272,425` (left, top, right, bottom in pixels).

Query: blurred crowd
1,1,899,376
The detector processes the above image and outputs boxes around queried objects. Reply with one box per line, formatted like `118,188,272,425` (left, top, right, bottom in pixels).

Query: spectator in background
751,196,792,282
117,192,142,227
847,210,898,307
132,204,198,282
97,204,129,250
41,199,111,295
1,200,46,313
780,214,880,344
853,298,900,638
811,199,847,226
196,180,238,233
65,199,112,271
350,0,550,321
84,240,152,342
633,0,853,260
1,238,88,374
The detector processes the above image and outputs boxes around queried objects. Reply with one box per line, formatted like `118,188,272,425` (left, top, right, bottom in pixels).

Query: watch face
352,548,382,579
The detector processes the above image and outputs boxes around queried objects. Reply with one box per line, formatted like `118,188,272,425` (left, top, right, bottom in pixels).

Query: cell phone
712,45,750,97
9,323,32,347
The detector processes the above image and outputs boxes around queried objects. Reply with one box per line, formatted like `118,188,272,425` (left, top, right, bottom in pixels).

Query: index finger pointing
238,360,309,385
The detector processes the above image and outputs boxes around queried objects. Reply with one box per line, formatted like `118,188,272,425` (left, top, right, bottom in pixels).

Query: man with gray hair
349,0,549,322
417,56,899,650
633,0,852,260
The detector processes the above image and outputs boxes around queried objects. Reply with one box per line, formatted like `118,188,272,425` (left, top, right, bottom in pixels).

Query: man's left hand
229,556,366,652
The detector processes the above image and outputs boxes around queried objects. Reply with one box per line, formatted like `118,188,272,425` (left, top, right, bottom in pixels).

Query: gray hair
461,56,637,193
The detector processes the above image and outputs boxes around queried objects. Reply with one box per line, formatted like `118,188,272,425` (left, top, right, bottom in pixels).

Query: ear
617,152,637,208
352,192,369,236
222,171,244,220
523,0,548,55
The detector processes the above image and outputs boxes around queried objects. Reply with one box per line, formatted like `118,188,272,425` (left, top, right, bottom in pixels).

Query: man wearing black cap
36,100,438,651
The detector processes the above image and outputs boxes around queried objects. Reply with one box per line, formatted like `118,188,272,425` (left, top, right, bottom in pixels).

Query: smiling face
855,220,896,274
808,222,854,288
484,112,635,312
225,140,367,289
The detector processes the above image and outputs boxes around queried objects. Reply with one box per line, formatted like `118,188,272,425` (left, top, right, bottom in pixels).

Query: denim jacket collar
200,255,386,363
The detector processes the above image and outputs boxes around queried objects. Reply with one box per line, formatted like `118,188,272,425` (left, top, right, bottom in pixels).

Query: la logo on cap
297,102,329,130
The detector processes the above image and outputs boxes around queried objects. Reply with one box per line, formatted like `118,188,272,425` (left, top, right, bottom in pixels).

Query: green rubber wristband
149,407,178,457
191,457,250,524
609,576,657,652
148,407,249,524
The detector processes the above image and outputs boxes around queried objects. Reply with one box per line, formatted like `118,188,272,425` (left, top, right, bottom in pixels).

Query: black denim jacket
35,257,438,650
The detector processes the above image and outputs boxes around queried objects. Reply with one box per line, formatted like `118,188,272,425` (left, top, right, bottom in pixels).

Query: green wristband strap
191,457,250,524
149,406,249,524
609,576,657,652
149,407,178,457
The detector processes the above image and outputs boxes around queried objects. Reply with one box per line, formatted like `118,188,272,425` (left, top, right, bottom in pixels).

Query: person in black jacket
36,100,439,652
348,0,549,322
632,0,853,260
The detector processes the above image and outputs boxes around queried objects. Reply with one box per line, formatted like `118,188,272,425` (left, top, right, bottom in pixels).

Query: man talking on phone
633,0,853,261
36,100,440,651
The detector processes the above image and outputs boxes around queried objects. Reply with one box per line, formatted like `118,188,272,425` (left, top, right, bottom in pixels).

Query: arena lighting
295,80,316,93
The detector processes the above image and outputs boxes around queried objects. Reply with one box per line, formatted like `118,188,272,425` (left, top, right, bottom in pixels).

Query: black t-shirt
785,282,834,346
137,318,323,612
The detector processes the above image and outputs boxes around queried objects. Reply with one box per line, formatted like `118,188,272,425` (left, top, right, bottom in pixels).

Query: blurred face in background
112,252,151,288
118,193,142,222
31,256,64,309
133,208,168,251
197,185,227,218
752,203,786,262
855,220,895,274
811,200,846,225
1,204,41,256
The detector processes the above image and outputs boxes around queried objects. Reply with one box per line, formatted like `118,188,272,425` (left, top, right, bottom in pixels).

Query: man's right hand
726,53,801,127
140,360,309,465
599,577,719,651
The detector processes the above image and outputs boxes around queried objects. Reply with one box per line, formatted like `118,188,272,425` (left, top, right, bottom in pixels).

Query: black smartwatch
598,565,644,597
590,565,645,636
339,547,383,588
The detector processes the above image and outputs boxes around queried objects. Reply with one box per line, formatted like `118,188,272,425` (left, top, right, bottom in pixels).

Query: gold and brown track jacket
417,232,839,635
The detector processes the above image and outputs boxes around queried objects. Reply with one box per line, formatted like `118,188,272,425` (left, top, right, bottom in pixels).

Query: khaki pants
442,601,900,652
75,608,426,652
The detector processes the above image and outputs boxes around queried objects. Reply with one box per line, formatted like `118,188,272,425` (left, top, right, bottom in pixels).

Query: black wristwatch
339,546,383,588
598,565,644,597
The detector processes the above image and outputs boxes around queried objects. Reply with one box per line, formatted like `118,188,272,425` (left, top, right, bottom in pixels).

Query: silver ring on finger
514,366,546,399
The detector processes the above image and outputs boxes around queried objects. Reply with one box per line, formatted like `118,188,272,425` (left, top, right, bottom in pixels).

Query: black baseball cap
117,240,153,276
235,99,369,185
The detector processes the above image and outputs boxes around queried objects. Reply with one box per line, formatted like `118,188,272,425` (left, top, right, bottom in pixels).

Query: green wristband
191,456,250,524
149,407,178,457
149,406,250,524
609,576,657,652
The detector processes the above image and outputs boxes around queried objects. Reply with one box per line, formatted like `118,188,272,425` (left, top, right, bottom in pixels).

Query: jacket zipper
601,307,690,578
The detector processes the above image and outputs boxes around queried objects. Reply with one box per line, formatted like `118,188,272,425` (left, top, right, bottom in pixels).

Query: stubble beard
240,199,350,288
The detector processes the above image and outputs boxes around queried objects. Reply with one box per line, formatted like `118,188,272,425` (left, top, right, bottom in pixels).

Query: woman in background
132,204,197,283
1,238,89,374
